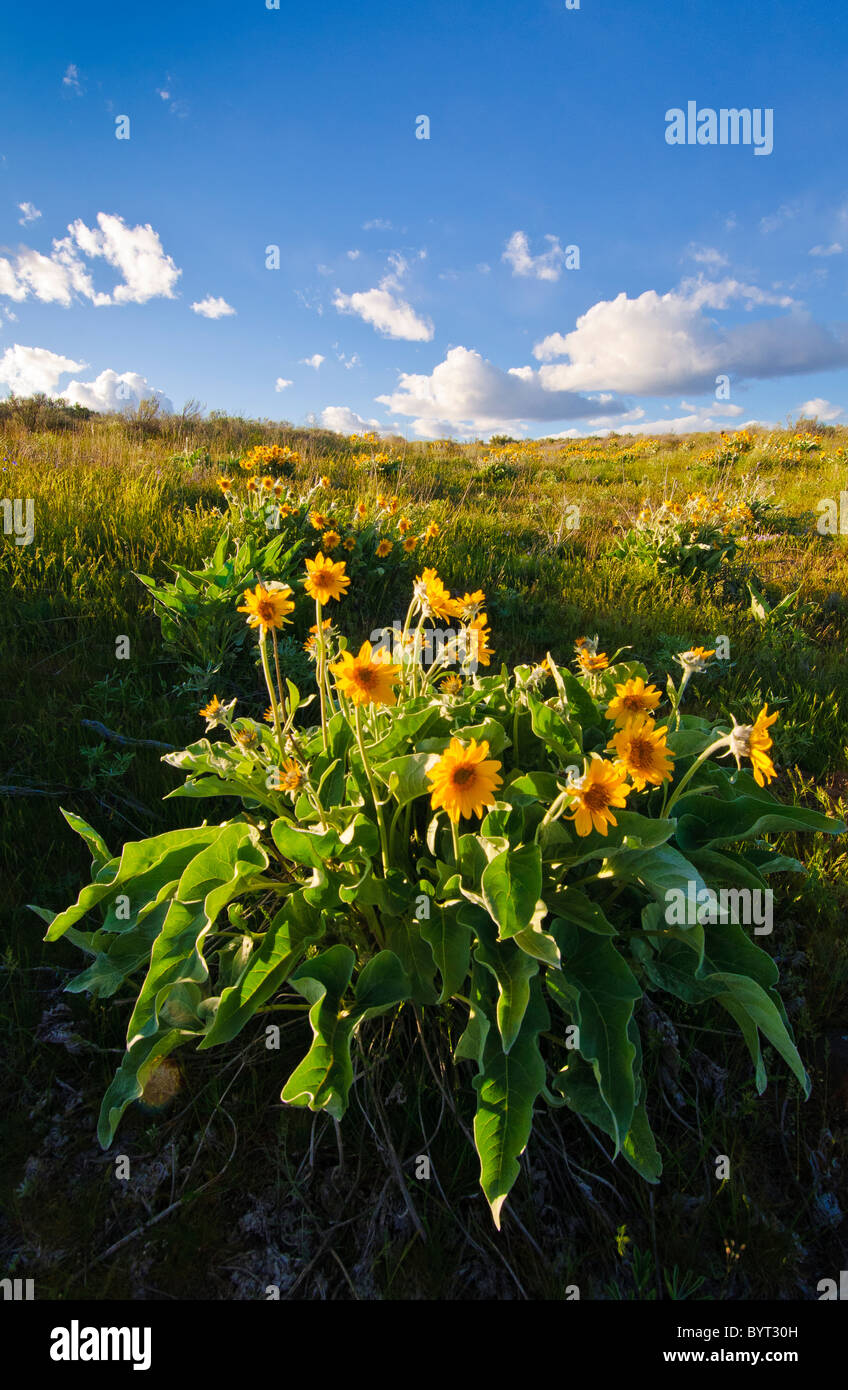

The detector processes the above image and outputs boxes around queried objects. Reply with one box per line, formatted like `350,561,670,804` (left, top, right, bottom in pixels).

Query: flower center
452,765,475,787
583,784,610,811
628,737,655,770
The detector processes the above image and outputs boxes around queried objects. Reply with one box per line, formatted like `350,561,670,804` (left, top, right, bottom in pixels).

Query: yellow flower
343,536,356,551
330,640,400,707
309,510,329,531
319,475,331,489
261,475,275,492
304,553,350,603
455,589,486,620
727,704,778,786
467,614,494,667
565,756,631,837
607,715,674,791
427,737,503,823
376,539,393,558
577,649,609,674
402,535,417,553
321,529,341,550
423,522,439,542
217,476,232,493
237,582,295,635
398,516,412,535
280,758,303,792
414,567,455,620
355,501,367,520
246,476,258,493
200,695,223,720
439,674,463,695
605,677,663,727
303,618,333,657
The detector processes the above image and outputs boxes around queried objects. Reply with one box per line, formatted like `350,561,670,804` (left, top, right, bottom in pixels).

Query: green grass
2,411,847,1298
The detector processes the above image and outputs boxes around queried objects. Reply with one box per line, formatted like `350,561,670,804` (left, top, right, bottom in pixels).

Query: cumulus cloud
376,345,626,437
0,344,86,395
275,377,293,391
0,343,171,411
502,231,573,282
797,397,844,421
319,405,392,435
62,369,173,413
17,202,42,226
301,354,325,369
0,213,181,308
531,278,848,395
346,249,360,260
191,295,236,319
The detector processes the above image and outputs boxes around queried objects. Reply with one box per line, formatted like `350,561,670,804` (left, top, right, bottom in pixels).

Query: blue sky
1,0,847,438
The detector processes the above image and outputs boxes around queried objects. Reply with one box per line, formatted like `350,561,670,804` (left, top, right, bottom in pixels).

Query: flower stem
259,634,284,755
354,703,390,875
315,597,329,752
663,735,729,817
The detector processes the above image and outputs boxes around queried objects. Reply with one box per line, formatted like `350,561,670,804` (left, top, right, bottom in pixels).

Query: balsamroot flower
427,737,503,823
237,582,295,635
303,553,351,603
675,646,715,676
565,755,631,837
414,567,455,621
605,677,663,727
726,704,778,786
330,640,400,707
607,715,674,791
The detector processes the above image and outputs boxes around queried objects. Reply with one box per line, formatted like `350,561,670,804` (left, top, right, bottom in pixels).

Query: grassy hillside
2,407,847,1299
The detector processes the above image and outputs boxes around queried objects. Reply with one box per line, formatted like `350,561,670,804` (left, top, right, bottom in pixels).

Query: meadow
2,397,847,1300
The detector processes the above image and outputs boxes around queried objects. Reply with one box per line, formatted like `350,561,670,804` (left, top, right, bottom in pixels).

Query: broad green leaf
480,843,543,940
548,923,640,1151
97,1028,189,1148
199,890,324,1048
473,977,549,1228
419,902,473,1002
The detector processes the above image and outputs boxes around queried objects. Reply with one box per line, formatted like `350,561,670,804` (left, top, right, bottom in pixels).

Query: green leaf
43,825,224,941
473,977,549,1228
480,843,543,940
282,946,410,1119
376,751,439,806
199,890,324,1049
419,901,473,1002
473,916,540,1053
97,1029,188,1148
548,923,640,1151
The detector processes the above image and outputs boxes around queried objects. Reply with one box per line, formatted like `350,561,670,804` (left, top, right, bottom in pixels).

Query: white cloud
531,278,847,395
301,354,325,369
0,344,86,395
17,202,42,226
0,213,181,308
502,231,571,282
797,397,844,421
334,284,433,341
191,295,236,319
333,252,433,341
376,345,625,436
346,249,360,260
686,243,728,268
362,219,393,231
0,343,171,411
274,377,293,391
809,243,843,257
62,368,173,413
62,64,82,95
319,405,392,435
